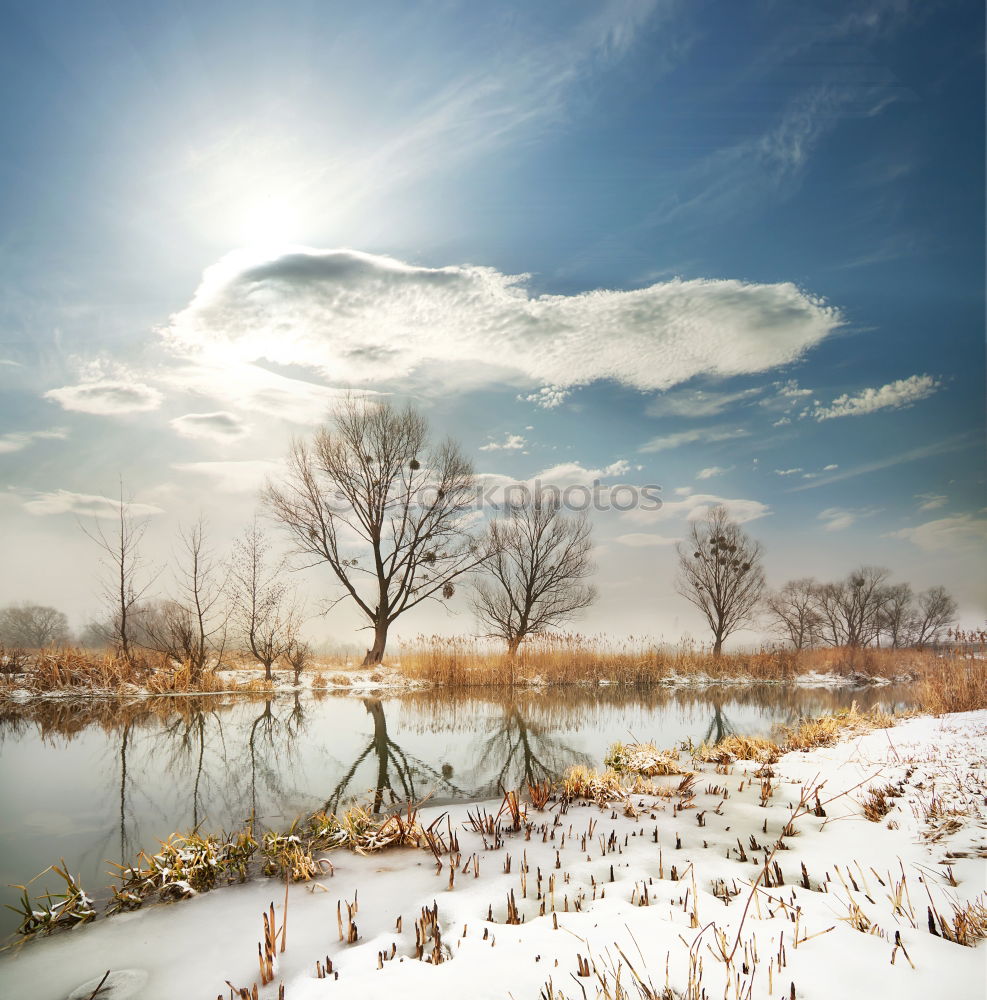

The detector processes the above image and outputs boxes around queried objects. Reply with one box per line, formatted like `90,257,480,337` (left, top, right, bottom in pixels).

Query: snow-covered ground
1,712,984,1000
1,663,914,702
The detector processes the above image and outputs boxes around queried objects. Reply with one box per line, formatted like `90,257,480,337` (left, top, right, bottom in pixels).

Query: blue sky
1,0,984,644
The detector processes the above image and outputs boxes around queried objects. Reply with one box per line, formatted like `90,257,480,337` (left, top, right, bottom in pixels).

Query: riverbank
0,708,983,999
0,641,966,702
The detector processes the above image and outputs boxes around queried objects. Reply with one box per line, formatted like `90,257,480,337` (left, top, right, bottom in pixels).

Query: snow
0,712,984,1000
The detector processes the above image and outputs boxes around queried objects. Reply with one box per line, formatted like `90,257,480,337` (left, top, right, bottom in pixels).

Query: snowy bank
0,712,984,1000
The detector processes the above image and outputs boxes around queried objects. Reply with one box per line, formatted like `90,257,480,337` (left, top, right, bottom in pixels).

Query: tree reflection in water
323,698,467,815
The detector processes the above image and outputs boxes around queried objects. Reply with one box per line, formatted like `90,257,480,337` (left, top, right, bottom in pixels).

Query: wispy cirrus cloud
170,411,250,443
915,493,948,512
817,506,881,532
812,374,940,420
696,465,731,480
0,428,68,454
640,426,749,454
646,386,763,419
20,489,164,519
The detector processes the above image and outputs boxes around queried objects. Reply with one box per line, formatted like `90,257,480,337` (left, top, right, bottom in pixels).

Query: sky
0,0,984,648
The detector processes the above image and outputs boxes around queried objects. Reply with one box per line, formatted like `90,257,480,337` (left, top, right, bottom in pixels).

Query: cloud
823,463,838,471
646,386,763,419
522,386,572,409
915,493,948,512
787,435,971,492
887,511,987,553
0,359,22,367
21,489,163,519
172,460,283,493
45,380,163,415
161,247,843,397
624,492,770,526
0,428,68,455
479,433,527,452
817,506,880,532
640,426,749,453
813,374,940,420
773,467,802,476
696,466,731,480
615,532,679,547
161,361,358,424
170,411,250,443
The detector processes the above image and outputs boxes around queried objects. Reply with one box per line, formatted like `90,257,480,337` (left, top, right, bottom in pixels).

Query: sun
238,193,305,249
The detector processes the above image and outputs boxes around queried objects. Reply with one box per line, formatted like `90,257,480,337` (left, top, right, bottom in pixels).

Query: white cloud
887,511,987,553
915,493,948,512
21,489,163,519
161,247,842,397
823,463,838,471
479,433,527,452
0,359,22,367
773,467,802,476
0,428,68,455
813,374,940,420
818,508,854,531
640,426,749,453
161,361,359,424
45,380,163,415
615,532,679,547
624,492,770,526
696,465,731,480
673,486,693,497
172,460,283,493
171,411,250,443
646,386,763,419
772,416,791,427
522,386,572,409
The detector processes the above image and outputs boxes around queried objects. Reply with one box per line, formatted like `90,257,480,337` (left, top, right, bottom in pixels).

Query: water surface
0,683,915,938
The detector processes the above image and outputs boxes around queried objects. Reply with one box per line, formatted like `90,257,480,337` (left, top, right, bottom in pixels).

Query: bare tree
0,603,70,648
676,506,765,656
284,639,311,685
142,518,228,679
264,398,486,664
811,566,890,648
913,585,957,648
472,499,596,655
762,578,822,649
230,521,303,682
878,583,915,648
82,484,155,664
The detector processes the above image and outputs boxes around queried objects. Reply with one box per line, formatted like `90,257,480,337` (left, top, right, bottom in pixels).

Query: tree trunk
712,636,723,656
264,659,273,682
506,636,522,656
362,621,388,666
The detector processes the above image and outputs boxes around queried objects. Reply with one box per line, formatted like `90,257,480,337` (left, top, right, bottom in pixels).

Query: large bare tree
762,578,822,649
472,499,596,654
877,583,915,648
82,484,155,664
676,506,765,656
230,521,303,682
264,398,485,664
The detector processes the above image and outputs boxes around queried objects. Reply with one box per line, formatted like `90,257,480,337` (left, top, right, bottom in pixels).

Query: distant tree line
0,398,961,663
